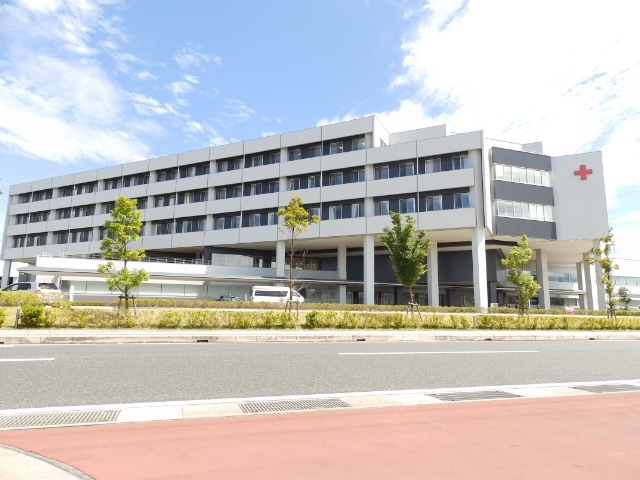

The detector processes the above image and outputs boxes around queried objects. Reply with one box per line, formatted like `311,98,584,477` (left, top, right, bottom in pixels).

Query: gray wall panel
493,181,554,205
492,147,552,171
495,217,556,239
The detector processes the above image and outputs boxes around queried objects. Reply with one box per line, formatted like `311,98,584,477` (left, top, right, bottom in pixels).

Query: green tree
585,229,619,318
618,286,631,310
501,235,541,316
380,211,431,306
277,196,319,312
97,196,149,309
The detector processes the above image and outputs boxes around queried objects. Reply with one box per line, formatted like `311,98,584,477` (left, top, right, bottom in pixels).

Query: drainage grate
240,398,351,415
572,384,640,394
430,390,522,402
0,409,120,430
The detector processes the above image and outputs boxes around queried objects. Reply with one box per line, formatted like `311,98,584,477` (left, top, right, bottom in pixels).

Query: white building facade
1,116,612,308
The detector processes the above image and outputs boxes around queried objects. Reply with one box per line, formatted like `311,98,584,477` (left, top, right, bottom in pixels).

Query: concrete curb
2,328,640,344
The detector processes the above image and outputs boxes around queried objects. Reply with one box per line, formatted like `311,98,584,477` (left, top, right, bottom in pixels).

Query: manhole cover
572,384,640,394
240,398,350,414
430,391,522,402
0,409,120,430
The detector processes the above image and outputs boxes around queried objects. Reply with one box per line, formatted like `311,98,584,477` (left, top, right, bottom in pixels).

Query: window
425,159,441,173
250,183,262,196
308,207,320,220
374,165,390,180
249,213,261,227
399,162,415,177
26,233,47,246
153,221,173,235
329,172,343,186
104,178,122,190
352,138,366,150
329,205,342,220
12,236,26,248
232,186,243,198
18,193,31,204
75,182,97,195
351,203,364,218
230,215,241,228
426,195,442,211
375,200,389,216
252,155,263,167
54,232,68,244
289,148,302,161
32,189,52,201
288,178,300,191
77,205,95,217
452,155,469,170
29,211,49,223
217,161,228,172
102,202,115,214
16,214,28,225
268,212,278,225
71,229,93,243
124,173,149,187
270,152,280,164
56,208,71,219
154,194,175,207
269,181,279,193
135,198,148,209
399,198,416,213
156,169,177,182
351,169,365,183
330,142,343,154
308,175,319,188
454,192,471,209
309,145,321,157
216,188,227,200
59,186,72,198
214,217,226,230
176,217,204,233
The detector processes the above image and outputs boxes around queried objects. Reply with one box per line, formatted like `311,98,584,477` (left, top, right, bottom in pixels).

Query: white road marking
338,350,538,355
0,358,56,362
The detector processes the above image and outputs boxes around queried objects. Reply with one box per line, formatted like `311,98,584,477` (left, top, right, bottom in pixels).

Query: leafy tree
380,211,431,306
97,196,149,310
277,196,319,312
501,235,541,316
585,229,619,318
618,286,631,310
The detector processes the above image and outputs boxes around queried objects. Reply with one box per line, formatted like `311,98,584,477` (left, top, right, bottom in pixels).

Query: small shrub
0,308,6,327
19,304,46,328
224,311,255,329
184,310,220,329
304,310,321,329
156,310,183,329
336,311,360,329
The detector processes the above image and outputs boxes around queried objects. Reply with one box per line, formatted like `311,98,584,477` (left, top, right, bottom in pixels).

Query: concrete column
583,253,598,310
472,228,488,309
363,234,375,305
576,261,586,309
276,240,286,278
337,244,347,304
535,249,550,309
427,240,439,306
1,260,11,288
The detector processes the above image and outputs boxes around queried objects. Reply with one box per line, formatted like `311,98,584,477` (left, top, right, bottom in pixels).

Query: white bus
250,285,304,303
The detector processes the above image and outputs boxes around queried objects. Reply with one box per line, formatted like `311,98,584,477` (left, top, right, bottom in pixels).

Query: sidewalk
2,328,640,344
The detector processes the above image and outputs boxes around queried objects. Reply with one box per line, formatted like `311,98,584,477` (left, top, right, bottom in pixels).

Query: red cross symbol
574,164,593,180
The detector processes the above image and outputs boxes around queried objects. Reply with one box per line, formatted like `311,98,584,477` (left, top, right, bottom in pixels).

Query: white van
250,285,304,303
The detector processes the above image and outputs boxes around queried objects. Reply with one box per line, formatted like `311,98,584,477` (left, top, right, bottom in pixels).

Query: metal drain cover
0,409,120,430
430,390,522,402
572,384,640,394
240,398,351,414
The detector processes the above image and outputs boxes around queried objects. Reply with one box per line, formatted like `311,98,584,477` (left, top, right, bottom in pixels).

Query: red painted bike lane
1,393,639,479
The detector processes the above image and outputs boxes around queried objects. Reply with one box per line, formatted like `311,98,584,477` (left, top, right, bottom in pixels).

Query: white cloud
221,99,256,122
167,74,200,96
173,44,222,69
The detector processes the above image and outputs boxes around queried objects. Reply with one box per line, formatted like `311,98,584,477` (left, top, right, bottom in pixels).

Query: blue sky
1,0,639,267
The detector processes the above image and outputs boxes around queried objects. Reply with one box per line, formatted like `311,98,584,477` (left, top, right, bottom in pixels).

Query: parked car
217,295,240,302
2,282,64,302
250,286,304,303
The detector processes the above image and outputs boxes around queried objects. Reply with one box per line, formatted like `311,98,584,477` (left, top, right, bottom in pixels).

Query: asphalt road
2,340,640,410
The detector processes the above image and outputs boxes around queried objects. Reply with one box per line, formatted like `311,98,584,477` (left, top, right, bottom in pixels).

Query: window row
492,164,551,187
494,200,553,222
374,192,471,215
